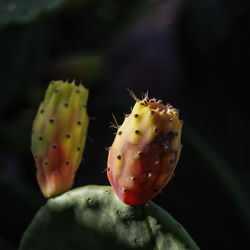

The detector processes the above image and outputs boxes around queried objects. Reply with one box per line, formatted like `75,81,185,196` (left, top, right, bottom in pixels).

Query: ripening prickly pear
31,80,89,198
107,94,182,205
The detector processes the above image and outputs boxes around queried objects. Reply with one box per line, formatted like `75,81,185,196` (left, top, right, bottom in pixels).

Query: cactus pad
19,185,199,250
107,95,182,205
31,80,89,198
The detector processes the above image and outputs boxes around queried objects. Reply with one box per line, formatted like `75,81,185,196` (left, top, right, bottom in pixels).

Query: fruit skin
19,185,199,250
31,80,89,198
107,96,182,205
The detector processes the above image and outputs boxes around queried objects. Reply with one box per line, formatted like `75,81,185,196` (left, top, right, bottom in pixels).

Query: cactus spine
31,80,89,198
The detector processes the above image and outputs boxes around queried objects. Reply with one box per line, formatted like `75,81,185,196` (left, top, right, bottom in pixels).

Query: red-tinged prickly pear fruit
31,80,89,198
107,94,183,205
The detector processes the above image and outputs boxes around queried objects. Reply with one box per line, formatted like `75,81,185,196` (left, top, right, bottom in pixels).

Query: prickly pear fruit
31,80,89,198
107,95,182,205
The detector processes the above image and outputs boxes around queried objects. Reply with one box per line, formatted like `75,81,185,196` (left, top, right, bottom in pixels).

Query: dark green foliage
19,185,199,250
0,0,79,29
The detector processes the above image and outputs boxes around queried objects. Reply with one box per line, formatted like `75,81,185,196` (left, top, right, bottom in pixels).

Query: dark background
0,0,249,249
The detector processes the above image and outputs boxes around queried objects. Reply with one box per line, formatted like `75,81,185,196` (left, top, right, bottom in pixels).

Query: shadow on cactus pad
19,185,199,250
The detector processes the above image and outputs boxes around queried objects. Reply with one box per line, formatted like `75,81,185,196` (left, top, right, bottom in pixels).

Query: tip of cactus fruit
128,90,179,115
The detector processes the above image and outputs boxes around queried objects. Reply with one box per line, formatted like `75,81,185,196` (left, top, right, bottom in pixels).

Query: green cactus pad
19,185,199,250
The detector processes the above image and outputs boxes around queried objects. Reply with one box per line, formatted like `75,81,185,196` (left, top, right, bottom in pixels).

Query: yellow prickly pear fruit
107,94,182,205
31,80,89,198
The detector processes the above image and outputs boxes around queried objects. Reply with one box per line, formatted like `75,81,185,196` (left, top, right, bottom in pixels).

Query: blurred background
0,0,249,249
